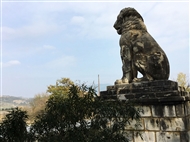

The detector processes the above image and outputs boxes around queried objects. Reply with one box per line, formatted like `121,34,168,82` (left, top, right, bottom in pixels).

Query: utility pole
98,74,100,96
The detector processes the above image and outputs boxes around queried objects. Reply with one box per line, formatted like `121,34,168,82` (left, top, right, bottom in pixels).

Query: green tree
0,107,28,142
29,83,141,142
24,78,73,122
47,78,74,98
177,72,190,92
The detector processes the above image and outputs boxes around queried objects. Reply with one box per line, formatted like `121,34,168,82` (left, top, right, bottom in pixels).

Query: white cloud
2,22,65,40
144,2,188,37
1,60,21,68
67,2,188,40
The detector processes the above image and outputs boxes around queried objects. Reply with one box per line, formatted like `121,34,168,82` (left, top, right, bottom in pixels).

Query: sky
0,0,189,98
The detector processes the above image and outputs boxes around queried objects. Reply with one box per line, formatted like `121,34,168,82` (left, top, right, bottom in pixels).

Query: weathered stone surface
160,118,185,131
152,105,176,117
163,105,176,117
186,117,190,130
100,80,190,105
123,131,134,142
137,106,151,117
117,94,127,100
151,105,176,117
156,132,180,142
152,105,165,117
178,86,190,97
185,101,190,116
134,131,155,142
113,7,170,84
112,80,178,92
176,104,185,117
144,118,160,130
180,132,189,142
125,118,144,130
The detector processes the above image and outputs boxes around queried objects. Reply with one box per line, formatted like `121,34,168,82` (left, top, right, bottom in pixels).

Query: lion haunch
114,7,170,84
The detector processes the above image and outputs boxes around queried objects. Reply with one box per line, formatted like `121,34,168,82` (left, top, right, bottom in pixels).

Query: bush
29,84,141,142
0,107,28,142
0,81,142,142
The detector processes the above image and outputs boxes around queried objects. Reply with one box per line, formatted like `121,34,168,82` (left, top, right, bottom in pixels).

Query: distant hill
0,84,110,109
1,95,33,109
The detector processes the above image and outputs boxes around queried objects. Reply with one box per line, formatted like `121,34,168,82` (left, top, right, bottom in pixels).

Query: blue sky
1,1,189,98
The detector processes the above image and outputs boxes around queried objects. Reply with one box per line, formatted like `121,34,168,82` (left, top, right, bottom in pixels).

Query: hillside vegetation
1,95,32,109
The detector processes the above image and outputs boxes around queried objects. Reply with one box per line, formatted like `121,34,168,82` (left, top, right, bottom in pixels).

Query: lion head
113,7,146,35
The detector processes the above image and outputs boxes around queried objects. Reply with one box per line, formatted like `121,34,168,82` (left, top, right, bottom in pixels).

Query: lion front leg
115,45,135,84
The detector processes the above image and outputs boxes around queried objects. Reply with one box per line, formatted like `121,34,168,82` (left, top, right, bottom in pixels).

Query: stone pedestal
100,80,190,142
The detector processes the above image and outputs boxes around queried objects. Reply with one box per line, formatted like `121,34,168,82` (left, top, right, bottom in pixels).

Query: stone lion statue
114,7,170,84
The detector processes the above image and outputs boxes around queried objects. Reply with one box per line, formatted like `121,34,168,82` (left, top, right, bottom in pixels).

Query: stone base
100,80,190,142
100,80,190,105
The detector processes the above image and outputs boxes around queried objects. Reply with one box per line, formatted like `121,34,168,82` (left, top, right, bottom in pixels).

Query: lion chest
119,30,143,47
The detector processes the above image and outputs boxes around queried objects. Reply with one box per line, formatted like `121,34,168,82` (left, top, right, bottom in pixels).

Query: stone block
187,92,190,97
176,104,185,117
186,117,190,130
124,93,135,99
117,94,127,100
135,93,151,99
136,106,151,117
134,131,155,142
155,91,179,97
125,118,144,130
185,101,190,116
160,118,185,131
152,105,176,117
152,105,164,117
156,132,180,142
144,118,160,130
163,105,176,117
180,132,189,142
123,131,134,142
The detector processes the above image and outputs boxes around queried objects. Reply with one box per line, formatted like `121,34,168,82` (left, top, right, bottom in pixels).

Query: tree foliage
47,78,74,98
177,72,190,92
29,83,141,142
0,107,28,142
24,78,74,122
26,93,49,122
0,78,142,142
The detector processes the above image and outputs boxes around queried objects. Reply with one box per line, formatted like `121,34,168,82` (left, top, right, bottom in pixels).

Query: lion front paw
122,78,129,84
115,79,122,85
115,78,129,85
